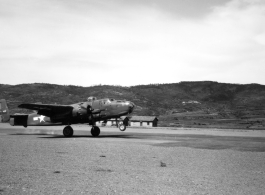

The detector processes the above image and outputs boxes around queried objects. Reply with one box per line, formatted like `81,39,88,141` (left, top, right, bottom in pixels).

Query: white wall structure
96,116,158,127
129,116,158,127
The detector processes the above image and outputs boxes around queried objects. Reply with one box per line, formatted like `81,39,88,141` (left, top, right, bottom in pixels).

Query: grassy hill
1,81,265,129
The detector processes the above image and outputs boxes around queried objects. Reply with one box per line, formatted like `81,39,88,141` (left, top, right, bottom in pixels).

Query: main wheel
91,126,100,137
118,124,126,131
63,126,74,137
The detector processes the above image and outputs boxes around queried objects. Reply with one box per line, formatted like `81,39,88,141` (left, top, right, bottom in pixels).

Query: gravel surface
0,124,265,194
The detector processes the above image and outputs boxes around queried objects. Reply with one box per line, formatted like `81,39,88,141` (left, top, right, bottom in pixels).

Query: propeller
86,105,95,125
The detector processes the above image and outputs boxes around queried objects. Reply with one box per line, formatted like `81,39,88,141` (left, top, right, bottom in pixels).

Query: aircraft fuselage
10,98,134,127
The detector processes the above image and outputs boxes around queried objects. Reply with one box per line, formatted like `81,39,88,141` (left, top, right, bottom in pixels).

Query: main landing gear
91,126,100,137
63,126,74,137
63,125,101,137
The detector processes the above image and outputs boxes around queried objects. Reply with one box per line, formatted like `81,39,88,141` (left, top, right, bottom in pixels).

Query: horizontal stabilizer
10,114,28,126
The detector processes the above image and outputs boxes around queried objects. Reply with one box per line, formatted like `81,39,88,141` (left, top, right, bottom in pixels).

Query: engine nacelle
72,106,87,118
92,113,100,119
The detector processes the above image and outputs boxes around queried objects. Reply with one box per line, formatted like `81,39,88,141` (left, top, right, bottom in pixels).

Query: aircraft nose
128,102,135,113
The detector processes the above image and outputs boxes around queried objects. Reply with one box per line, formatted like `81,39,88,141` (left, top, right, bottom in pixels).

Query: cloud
0,0,264,86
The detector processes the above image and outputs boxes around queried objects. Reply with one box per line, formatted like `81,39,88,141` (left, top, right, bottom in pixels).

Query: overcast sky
0,0,265,86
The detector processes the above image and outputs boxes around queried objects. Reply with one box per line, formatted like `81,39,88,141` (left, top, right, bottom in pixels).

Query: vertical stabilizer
0,99,10,122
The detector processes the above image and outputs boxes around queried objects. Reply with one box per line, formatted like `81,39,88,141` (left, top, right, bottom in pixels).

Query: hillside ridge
1,81,265,129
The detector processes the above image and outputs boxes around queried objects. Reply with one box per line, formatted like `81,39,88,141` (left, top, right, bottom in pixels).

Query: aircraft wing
18,103,73,119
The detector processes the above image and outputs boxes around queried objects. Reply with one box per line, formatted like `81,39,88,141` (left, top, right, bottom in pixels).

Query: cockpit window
110,99,115,101
87,96,97,102
103,99,111,104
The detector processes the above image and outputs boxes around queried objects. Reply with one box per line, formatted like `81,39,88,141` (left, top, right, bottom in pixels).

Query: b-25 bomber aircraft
0,97,134,137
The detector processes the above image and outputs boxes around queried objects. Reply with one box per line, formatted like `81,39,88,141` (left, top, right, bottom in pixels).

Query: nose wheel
91,126,100,137
118,124,126,131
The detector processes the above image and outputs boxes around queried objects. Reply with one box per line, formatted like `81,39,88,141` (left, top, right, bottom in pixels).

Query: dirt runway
0,124,265,194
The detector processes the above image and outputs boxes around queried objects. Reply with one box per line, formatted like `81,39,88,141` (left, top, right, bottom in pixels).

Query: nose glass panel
128,102,135,113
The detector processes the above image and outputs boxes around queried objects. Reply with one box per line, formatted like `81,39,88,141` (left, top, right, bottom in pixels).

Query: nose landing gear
118,124,126,131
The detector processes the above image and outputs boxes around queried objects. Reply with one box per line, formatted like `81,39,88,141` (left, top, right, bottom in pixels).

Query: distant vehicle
0,97,134,137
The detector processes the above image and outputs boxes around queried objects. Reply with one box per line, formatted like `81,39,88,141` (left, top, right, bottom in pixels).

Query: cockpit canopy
87,96,97,102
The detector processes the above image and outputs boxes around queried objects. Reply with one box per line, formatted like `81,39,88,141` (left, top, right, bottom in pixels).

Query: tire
91,126,100,137
63,126,74,137
119,124,126,131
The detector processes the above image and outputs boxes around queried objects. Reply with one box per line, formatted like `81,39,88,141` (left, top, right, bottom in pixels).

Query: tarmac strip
1,123,265,137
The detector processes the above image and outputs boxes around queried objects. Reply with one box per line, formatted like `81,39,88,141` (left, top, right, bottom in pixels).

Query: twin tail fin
0,99,10,122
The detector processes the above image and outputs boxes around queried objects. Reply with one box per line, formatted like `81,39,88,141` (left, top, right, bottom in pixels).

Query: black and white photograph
0,0,265,194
